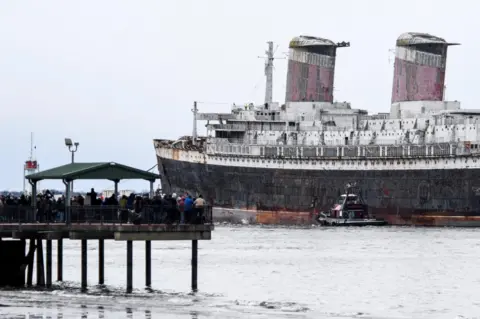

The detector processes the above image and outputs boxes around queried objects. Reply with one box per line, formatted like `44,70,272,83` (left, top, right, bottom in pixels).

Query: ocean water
1,225,480,319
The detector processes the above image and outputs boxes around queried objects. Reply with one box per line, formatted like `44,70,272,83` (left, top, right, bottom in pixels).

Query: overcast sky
0,0,477,192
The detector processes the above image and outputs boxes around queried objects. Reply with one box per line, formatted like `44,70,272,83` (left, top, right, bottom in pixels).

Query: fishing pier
0,162,214,292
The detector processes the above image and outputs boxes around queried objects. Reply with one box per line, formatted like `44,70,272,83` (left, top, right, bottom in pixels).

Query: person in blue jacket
184,195,194,223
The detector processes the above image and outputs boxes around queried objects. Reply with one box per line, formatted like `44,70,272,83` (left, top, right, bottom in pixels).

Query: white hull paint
155,145,480,171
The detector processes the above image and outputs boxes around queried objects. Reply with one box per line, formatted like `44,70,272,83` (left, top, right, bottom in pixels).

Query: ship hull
157,153,480,227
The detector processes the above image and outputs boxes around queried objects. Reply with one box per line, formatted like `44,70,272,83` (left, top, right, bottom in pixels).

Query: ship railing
207,140,477,158
209,138,285,145
295,126,350,131
209,138,468,149
209,124,355,132
208,124,247,131
0,205,213,225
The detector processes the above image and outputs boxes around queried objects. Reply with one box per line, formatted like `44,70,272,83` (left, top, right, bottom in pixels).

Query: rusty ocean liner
154,33,480,227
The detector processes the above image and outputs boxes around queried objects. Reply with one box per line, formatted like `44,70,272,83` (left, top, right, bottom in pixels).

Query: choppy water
1,226,480,318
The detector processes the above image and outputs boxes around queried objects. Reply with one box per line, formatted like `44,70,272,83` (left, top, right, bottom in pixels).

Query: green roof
25,162,160,182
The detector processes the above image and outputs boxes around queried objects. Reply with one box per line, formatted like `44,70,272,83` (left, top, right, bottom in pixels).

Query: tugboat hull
317,217,387,226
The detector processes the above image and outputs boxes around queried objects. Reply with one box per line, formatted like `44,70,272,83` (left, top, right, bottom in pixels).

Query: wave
0,283,311,317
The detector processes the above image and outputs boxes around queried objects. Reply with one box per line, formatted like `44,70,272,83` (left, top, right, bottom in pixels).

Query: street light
65,138,79,192
65,138,79,163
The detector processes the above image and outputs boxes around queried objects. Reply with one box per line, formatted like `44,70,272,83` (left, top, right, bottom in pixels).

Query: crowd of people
0,189,209,225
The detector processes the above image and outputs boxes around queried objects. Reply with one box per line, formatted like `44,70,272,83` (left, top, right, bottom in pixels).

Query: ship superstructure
154,33,480,226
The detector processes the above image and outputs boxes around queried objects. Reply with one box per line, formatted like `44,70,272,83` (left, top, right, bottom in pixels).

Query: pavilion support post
29,180,37,222
114,180,119,197
63,179,71,224
113,180,119,224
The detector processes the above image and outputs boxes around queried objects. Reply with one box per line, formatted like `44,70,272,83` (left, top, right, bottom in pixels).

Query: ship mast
264,42,274,104
192,101,198,144
259,42,285,104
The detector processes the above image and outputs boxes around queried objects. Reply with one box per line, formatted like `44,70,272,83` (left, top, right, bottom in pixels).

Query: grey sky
0,0,476,192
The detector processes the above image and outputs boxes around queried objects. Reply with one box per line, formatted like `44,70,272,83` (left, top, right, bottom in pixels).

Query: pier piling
98,239,104,285
57,239,63,282
126,240,133,293
81,239,87,291
192,240,198,292
27,239,35,287
145,240,151,288
46,239,52,288
36,238,45,286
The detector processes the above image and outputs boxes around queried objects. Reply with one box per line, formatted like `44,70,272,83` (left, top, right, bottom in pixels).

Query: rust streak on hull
213,207,480,227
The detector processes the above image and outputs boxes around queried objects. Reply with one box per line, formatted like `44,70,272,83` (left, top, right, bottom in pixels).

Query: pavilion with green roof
25,162,160,221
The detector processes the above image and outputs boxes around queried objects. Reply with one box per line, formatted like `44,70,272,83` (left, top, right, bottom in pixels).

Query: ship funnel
391,32,459,103
285,35,348,103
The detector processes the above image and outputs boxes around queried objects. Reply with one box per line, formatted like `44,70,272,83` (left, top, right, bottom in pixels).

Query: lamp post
65,138,79,193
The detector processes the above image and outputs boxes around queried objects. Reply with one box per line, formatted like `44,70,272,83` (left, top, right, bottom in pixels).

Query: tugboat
316,183,387,226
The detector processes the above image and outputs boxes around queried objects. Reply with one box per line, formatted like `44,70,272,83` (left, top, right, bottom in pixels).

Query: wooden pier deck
0,223,214,240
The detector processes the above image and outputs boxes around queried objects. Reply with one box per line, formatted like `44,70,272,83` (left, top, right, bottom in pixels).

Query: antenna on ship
388,49,395,64
258,42,285,104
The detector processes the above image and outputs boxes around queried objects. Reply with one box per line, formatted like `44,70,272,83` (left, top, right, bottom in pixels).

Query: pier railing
0,205,213,225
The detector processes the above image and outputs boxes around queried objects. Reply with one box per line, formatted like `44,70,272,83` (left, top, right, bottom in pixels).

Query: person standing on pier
193,195,205,224
184,195,193,223
178,196,185,224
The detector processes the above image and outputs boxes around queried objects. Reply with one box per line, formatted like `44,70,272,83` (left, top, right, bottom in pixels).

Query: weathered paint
156,143,480,172
285,59,335,102
256,211,313,224
391,57,445,102
289,35,336,48
391,32,452,103
396,32,447,47
285,35,337,103
378,214,480,227
172,149,180,161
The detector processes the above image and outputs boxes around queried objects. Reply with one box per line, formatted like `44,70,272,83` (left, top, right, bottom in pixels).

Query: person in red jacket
178,196,185,224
